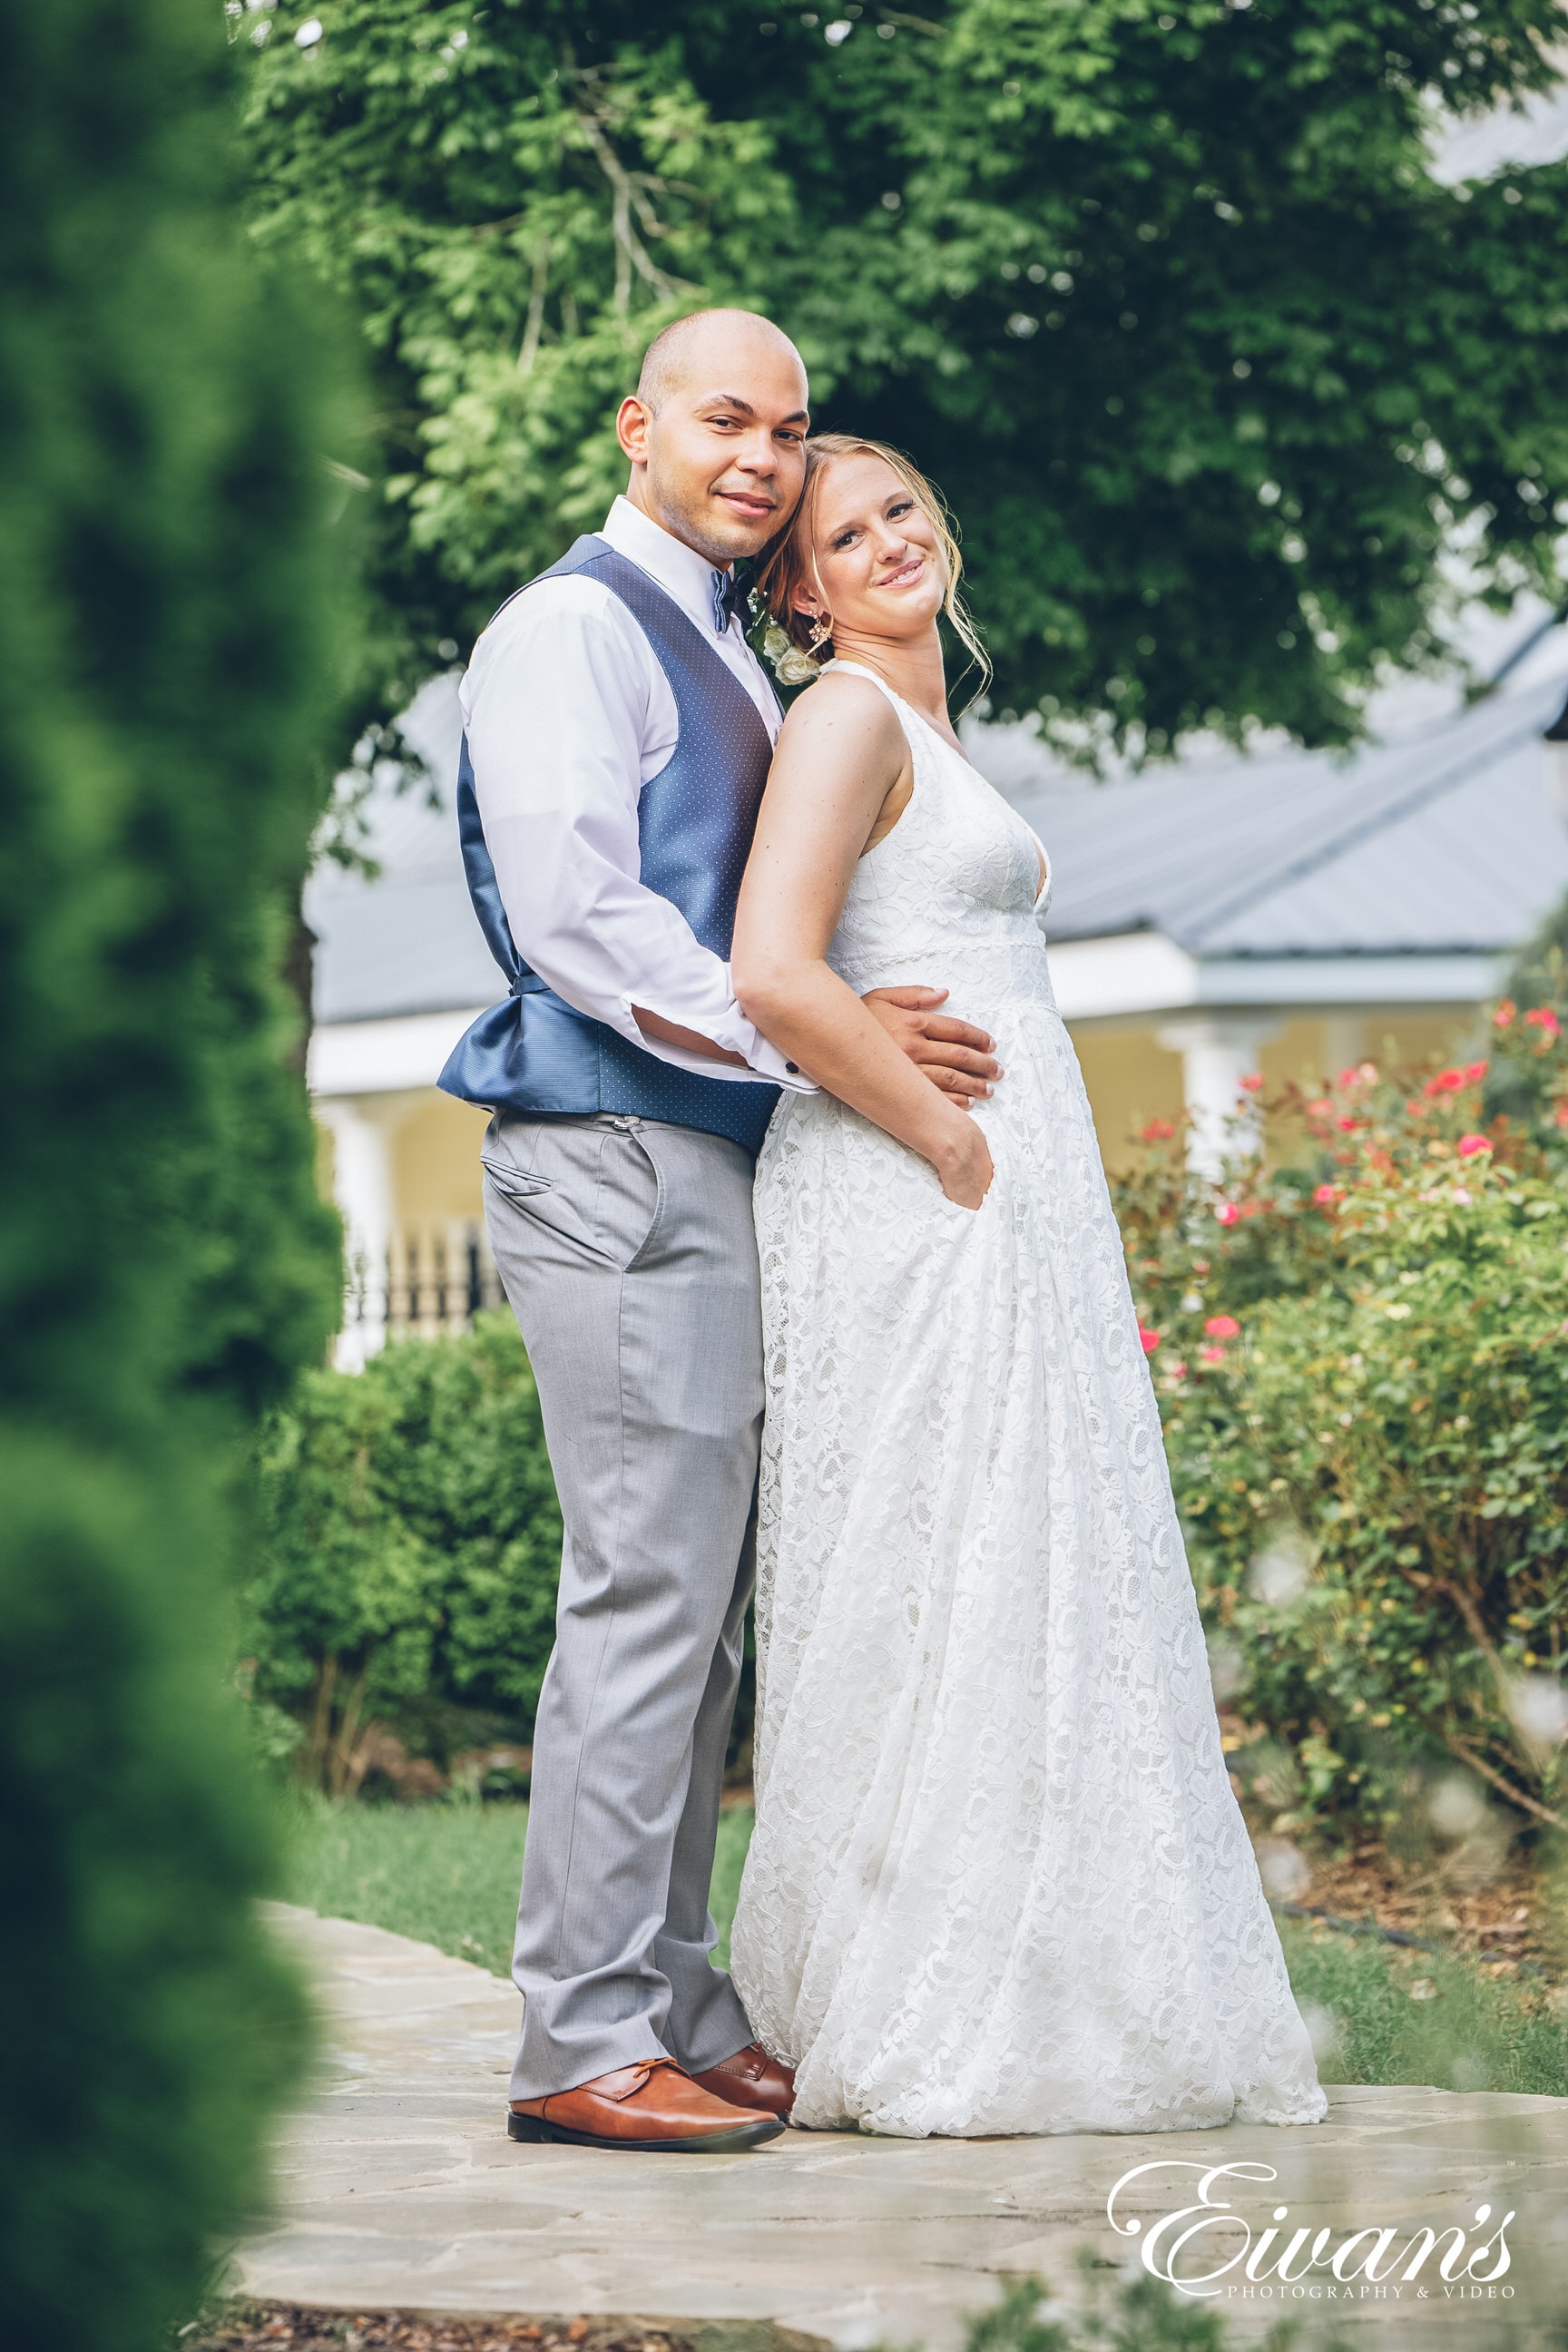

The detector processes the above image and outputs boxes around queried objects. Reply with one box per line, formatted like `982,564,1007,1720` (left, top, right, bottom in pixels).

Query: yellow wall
1070,1006,1484,1174
1069,1024,1186,1172
317,1004,1490,1231
392,1092,490,1228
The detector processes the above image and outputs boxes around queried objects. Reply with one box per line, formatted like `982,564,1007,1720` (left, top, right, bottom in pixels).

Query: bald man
441,309,997,2151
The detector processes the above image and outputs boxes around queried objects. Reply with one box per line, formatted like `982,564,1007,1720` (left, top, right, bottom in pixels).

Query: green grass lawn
282,1798,1568,2096
1276,1914,1568,2098
281,1795,756,1978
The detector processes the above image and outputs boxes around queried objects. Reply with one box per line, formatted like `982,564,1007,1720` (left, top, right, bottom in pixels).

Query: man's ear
616,394,652,466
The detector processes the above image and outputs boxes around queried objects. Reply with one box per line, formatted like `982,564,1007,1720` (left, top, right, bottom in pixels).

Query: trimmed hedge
0,2,352,2344
245,1314,562,1789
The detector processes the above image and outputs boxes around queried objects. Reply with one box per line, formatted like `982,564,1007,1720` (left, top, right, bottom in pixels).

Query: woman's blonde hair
753,433,991,699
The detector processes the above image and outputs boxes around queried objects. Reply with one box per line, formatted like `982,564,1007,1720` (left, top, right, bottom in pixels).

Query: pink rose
1455,1134,1491,1158
1214,1202,1241,1227
1238,1073,1264,1093
1313,1182,1339,1207
1139,1326,1161,1355
1200,1345,1228,1367
1204,1315,1241,1339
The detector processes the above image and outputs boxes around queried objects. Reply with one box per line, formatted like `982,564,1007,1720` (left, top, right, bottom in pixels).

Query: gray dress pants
481,1111,761,2100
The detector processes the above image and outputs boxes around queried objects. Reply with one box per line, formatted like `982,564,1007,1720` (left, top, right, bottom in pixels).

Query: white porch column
1157,1015,1280,1177
316,1096,405,1370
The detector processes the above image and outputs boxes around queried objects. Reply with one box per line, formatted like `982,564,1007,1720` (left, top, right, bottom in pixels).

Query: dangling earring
807,611,833,657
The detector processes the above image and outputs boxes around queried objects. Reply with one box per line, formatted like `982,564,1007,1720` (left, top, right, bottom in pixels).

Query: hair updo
753,433,991,696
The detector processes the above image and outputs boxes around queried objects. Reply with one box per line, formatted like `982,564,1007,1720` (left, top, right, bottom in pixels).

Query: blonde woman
725,436,1325,2138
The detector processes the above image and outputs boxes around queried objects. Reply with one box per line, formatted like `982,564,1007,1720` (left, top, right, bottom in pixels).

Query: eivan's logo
1106,2161,1515,2303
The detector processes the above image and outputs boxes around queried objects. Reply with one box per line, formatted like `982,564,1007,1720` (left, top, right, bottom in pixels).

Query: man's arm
632,1005,748,1066
464,579,806,1088
635,985,999,1098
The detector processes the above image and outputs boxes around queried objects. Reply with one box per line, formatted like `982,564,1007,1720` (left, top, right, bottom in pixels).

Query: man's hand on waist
861,987,1001,1105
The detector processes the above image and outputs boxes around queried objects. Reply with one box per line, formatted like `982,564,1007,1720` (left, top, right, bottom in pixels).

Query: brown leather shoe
691,2041,796,2121
507,2057,782,2151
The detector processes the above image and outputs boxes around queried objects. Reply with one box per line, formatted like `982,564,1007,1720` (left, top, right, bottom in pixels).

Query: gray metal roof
307,662,1568,1027
306,677,502,1025
1014,667,1568,958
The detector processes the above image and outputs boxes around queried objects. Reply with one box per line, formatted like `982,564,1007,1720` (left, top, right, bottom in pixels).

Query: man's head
616,309,809,568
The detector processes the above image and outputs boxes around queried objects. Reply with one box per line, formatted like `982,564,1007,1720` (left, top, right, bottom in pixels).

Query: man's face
618,324,809,567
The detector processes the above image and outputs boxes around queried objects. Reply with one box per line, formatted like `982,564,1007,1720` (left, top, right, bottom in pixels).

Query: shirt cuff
622,992,818,1094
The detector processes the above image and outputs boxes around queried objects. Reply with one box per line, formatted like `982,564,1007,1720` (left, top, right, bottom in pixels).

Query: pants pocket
481,1113,554,1203
481,1153,554,1205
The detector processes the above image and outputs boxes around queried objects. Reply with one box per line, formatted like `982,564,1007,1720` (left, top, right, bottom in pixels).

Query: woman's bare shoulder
776,667,904,755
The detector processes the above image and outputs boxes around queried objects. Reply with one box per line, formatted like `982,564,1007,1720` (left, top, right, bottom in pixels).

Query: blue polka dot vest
438,536,782,1156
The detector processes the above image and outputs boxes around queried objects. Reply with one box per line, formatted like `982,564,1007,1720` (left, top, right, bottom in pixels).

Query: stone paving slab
236,1906,1568,2349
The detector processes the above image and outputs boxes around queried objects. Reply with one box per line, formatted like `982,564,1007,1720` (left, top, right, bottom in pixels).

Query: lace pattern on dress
729,661,1326,2137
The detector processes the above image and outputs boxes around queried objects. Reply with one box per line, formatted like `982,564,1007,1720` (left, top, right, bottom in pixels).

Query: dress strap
820,658,908,716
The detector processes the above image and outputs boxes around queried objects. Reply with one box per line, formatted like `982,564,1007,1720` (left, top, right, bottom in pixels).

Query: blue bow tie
711,566,750,636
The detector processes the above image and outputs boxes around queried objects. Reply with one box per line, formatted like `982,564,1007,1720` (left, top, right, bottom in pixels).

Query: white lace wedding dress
729,662,1326,2139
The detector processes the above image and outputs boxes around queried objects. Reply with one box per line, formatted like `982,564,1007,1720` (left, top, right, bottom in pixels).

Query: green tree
243,0,1568,753
0,0,353,2342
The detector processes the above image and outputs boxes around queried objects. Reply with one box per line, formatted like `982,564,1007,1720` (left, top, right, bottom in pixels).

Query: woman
725,435,1325,2138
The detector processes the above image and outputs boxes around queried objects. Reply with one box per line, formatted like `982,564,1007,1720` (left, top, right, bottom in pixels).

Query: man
441,308,998,2153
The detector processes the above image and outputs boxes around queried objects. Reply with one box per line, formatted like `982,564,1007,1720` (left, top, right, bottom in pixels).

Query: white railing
336,1219,505,1369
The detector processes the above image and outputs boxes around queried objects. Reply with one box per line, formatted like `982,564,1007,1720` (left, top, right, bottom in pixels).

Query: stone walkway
237,1906,1568,2348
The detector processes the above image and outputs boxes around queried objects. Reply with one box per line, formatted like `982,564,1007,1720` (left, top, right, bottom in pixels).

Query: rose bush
1115,1003,1568,1838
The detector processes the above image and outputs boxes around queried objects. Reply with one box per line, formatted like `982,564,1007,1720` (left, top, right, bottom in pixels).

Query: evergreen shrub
1116,995,1568,1841
243,1314,562,1790
0,1,352,2343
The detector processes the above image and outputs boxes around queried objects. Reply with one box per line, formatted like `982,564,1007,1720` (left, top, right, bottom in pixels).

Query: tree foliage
243,0,1568,753
0,0,351,2340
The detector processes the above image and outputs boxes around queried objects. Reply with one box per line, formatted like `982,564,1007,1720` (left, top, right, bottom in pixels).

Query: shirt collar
601,495,738,640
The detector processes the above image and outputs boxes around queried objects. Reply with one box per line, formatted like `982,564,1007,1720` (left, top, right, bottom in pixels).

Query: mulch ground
1241,1822,1564,1986
187,2310,710,2352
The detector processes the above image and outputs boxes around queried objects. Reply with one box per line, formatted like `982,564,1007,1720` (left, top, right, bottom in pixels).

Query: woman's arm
730,676,995,1209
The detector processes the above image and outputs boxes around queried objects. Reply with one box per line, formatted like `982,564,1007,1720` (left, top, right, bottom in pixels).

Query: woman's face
797,452,946,642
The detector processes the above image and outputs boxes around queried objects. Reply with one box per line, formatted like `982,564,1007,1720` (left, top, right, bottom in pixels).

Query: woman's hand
931,1107,995,1210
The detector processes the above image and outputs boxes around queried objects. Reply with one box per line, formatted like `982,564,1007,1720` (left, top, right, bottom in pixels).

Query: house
306,647,1568,1364
1014,658,1568,1172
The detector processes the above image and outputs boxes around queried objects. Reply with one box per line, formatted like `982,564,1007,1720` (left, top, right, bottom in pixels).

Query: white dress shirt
460,495,807,1091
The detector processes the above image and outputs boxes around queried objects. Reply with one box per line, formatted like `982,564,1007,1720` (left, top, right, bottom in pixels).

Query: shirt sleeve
463,578,808,1091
